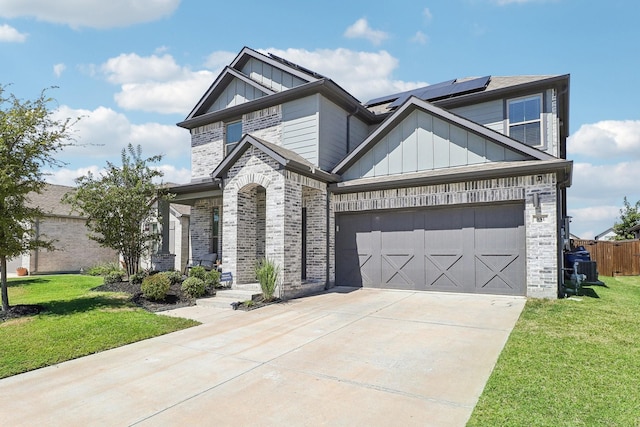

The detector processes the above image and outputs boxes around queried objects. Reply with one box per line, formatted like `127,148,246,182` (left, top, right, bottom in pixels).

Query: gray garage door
335,203,525,295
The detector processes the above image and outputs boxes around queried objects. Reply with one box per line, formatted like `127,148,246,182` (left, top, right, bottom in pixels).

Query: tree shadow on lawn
6,277,51,287
43,294,132,316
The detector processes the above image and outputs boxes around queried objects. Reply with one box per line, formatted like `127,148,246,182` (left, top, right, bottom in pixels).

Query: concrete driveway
0,287,525,426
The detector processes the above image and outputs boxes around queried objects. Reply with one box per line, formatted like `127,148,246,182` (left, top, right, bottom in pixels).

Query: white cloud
567,161,640,239
53,63,66,77
423,8,433,22
0,23,27,42
46,165,104,186
152,164,191,185
100,53,216,114
261,48,428,102
53,105,190,161
411,31,428,45
47,163,190,186
344,18,389,46
204,50,238,72
101,53,184,85
568,120,640,159
0,0,180,29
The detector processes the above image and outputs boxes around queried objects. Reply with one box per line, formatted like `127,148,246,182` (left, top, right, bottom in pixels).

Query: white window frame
507,94,543,147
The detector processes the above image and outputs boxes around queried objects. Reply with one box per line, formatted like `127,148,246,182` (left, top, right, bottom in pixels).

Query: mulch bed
93,280,217,312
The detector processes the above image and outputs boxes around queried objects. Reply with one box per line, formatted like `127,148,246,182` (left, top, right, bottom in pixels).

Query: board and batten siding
348,115,370,153
282,95,320,166
207,77,267,113
241,58,307,93
318,97,348,171
342,109,527,180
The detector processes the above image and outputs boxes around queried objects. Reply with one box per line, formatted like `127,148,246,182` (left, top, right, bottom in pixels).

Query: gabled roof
184,47,321,121
212,134,340,183
333,96,556,176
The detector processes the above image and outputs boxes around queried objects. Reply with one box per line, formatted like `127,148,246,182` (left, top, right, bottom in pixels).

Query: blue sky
1,0,639,239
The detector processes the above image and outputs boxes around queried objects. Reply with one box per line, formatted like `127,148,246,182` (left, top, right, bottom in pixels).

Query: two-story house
165,47,572,299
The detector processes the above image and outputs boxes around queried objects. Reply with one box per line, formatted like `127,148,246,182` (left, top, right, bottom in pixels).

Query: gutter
330,160,573,194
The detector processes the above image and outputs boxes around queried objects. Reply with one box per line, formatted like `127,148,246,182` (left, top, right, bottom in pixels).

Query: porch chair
184,253,217,274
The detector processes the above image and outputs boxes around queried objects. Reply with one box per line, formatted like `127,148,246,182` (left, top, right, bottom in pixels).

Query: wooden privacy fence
572,239,640,276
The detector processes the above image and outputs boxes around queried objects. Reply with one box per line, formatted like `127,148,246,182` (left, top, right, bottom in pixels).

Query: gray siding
349,116,369,153
241,58,307,93
282,95,319,166
318,97,348,171
452,89,560,158
208,77,267,113
451,99,504,133
343,109,527,180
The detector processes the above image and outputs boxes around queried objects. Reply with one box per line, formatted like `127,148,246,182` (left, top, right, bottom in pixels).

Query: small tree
612,197,640,240
0,86,75,311
64,144,168,277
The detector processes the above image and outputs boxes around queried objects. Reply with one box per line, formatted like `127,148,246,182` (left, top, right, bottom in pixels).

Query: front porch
164,135,338,299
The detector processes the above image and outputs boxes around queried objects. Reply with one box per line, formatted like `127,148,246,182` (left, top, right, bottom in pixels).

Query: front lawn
0,275,198,379
469,276,640,426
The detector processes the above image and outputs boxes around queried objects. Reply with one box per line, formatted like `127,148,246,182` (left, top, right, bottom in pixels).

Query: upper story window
225,121,242,154
508,95,542,146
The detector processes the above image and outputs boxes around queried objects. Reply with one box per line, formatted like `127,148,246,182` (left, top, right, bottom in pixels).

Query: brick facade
220,147,329,299
331,173,559,298
29,216,118,274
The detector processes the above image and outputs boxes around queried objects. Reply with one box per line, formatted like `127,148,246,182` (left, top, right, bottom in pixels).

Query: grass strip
468,276,640,426
1,275,198,378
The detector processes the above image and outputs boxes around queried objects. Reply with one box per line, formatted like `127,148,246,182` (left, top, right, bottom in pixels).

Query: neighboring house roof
333,96,557,176
26,184,79,217
170,203,190,218
594,227,616,240
212,134,340,183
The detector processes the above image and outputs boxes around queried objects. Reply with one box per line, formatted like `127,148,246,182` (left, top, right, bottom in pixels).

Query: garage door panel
475,254,522,294
336,203,525,296
425,254,465,291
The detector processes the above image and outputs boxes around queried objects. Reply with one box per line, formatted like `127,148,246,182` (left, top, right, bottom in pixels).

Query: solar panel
388,75,490,108
444,75,491,99
365,79,455,107
384,79,455,108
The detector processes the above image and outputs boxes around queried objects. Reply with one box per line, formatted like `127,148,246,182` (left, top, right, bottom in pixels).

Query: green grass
0,275,199,379
468,276,640,426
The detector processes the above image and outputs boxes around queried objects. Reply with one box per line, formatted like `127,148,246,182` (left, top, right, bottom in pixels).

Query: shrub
129,271,147,285
87,262,123,277
181,277,205,298
104,271,124,285
255,258,279,301
162,270,184,285
188,265,207,281
141,274,170,301
204,270,221,288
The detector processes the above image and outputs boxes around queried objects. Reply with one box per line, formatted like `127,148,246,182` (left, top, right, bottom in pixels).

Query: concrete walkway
0,287,525,426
